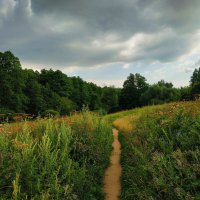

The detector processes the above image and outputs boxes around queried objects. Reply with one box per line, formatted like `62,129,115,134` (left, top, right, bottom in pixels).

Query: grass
105,104,169,133
108,100,200,200
2,101,199,199
0,109,113,200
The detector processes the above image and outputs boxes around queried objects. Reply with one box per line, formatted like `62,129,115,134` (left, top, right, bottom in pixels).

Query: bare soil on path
103,129,122,200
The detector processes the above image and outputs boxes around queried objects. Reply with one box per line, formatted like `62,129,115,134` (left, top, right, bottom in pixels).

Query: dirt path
103,129,122,200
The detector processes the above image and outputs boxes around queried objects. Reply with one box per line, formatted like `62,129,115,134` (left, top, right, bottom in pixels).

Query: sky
1,0,200,87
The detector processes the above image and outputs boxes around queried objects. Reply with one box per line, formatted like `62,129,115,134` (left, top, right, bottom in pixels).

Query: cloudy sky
1,0,200,87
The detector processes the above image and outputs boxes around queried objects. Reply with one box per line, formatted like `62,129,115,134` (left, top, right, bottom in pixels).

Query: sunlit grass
106,100,200,133
112,100,200,200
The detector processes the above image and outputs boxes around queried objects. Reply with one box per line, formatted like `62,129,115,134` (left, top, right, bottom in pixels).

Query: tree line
0,51,199,117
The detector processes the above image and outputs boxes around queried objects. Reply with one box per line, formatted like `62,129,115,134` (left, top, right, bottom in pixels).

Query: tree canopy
190,67,200,98
119,73,148,109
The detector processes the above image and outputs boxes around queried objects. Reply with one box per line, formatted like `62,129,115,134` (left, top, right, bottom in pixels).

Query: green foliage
39,69,73,98
141,82,180,105
1,51,200,117
191,83,200,99
59,97,76,115
190,67,200,99
101,86,119,113
120,107,200,200
190,68,200,86
0,51,27,112
0,110,112,199
0,51,120,116
119,73,148,109
0,108,13,114
42,109,60,118
157,80,173,88
24,70,44,115
180,86,192,101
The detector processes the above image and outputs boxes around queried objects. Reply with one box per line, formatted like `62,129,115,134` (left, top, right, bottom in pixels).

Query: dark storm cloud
31,0,200,33
0,0,200,68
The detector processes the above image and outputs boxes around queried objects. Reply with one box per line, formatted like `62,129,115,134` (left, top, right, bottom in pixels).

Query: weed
0,110,112,199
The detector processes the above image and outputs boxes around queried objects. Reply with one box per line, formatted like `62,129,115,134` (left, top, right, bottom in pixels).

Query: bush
96,108,107,116
0,108,15,123
59,97,76,115
42,109,60,118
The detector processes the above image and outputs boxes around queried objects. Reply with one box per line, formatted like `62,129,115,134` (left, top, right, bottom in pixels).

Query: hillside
107,100,200,199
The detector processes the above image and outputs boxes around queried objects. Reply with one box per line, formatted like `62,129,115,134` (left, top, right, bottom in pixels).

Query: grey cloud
195,60,200,67
185,68,193,73
31,0,200,33
31,0,159,35
0,0,200,69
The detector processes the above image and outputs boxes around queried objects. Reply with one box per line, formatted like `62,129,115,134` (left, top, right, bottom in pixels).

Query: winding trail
103,129,122,200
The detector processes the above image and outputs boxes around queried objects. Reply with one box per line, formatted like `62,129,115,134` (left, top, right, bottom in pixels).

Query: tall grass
0,109,112,199
113,101,200,200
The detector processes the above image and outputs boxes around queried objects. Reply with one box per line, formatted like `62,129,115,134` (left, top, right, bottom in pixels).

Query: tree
190,68,200,99
141,83,180,105
59,97,76,115
39,69,73,98
1,51,192,117
119,73,148,109
88,82,102,110
24,69,44,114
70,77,82,109
0,51,27,112
80,81,91,107
41,84,61,112
180,87,192,101
190,68,200,86
90,92,101,110
101,87,119,113
158,80,173,88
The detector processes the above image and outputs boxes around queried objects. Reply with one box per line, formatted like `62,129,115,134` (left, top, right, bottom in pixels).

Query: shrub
0,108,15,123
42,109,60,118
59,97,76,115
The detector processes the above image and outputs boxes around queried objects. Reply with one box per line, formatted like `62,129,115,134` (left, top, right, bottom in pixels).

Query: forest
0,51,199,118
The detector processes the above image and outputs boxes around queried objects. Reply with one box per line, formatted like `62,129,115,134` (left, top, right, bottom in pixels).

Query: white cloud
123,63,130,69
86,79,124,87
185,68,193,73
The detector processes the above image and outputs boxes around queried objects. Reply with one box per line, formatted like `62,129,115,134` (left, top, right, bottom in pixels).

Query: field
0,109,113,200
1,101,200,200
108,100,200,200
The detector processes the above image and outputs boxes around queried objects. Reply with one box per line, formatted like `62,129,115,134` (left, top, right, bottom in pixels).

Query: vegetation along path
103,129,122,200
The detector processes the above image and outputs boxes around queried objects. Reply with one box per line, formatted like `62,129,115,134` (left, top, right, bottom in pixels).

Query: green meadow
109,100,200,200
